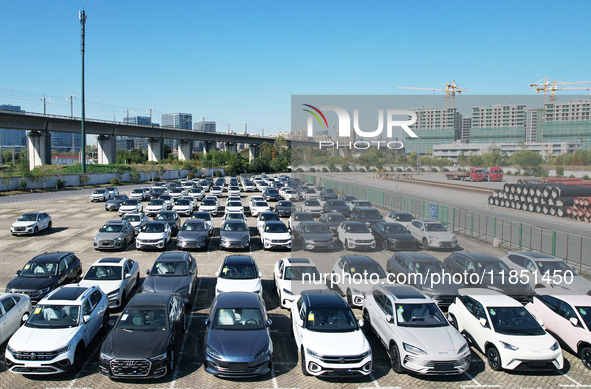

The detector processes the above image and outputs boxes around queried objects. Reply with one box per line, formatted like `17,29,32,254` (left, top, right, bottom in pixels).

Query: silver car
220,220,250,250
94,220,135,251
121,212,149,235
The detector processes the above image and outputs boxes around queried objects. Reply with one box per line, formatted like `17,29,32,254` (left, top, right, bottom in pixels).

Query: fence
302,174,591,274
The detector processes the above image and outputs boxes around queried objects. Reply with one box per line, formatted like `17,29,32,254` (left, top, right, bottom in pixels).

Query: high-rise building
404,107,462,154
526,109,538,143
536,99,591,149
0,105,27,151
162,113,192,150
51,132,82,153
117,116,152,150
470,104,526,144
193,121,216,151
461,117,472,142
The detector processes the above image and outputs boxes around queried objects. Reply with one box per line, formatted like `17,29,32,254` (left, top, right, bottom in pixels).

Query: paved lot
0,186,589,389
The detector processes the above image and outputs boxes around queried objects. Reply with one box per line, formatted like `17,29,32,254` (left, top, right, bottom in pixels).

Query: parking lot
0,184,589,389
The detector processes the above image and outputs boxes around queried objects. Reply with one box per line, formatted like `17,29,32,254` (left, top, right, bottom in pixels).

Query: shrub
79,174,90,186
110,178,120,185
187,172,195,180
129,172,141,183
16,181,27,191
569,174,576,178
321,167,329,172
396,168,403,172
583,175,590,181
56,179,66,190
556,166,564,177
442,168,449,172
296,168,304,172
153,176,161,182
358,168,366,172
431,167,438,172
309,168,316,172
214,170,223,177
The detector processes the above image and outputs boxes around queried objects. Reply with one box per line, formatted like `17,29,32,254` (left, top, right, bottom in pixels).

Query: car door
122,260,133,295
544,296,584,350
0,297,21,344
459,296,490,351
369,290,392,342
292,297,307,349
275,260,285,290
88,290,105,339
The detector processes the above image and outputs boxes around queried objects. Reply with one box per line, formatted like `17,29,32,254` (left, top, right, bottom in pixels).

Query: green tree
510,151,544,170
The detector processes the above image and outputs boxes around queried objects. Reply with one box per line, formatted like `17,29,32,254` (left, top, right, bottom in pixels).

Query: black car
318,212,347,234
154,211,181,236
264,188,280,202
105,194,129,211
293,221,335,251
443,252,534,303
149,187,166,200
320,188,338,200
340,195,357,207
143,251,198,302
99,293,185,379
370,222,416,251
323,199,350,217
275,200,296,217
5,252,82,302
386,252,464,306
350,207,385,227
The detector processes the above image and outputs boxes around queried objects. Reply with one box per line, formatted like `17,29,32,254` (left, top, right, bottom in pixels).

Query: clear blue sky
1,0,590,135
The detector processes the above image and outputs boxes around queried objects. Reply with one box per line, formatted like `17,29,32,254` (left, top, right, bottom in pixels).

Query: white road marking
559,372,585,387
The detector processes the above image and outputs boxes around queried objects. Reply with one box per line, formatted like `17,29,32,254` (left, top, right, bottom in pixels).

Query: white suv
5,285,109,374
291,290,372,376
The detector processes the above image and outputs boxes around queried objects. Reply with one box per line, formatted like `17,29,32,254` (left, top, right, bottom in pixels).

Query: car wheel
47,221,52,231
121,291,127,306
486,346,502,371
21,312,30,325
301,347,311,376
33,227,38,236
135,274,140,289
362,310,371,333
167,348,175,375
389,343,404,373
102,308,110,333
73,343,85,371
447,313,458,330
581,347,591,369
422,238,429,250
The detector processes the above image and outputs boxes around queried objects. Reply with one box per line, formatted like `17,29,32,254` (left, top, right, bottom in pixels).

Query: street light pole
79,10,87,173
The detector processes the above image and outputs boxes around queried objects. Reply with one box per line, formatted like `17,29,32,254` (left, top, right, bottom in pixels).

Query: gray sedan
93,220,135,250
104,194,129,211
177,219,210,250
220,220,250,250
142,251,198,302
293,221,335,251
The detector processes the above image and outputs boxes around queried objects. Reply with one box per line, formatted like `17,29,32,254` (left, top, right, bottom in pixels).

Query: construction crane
398,80,470,108
529,77,591,103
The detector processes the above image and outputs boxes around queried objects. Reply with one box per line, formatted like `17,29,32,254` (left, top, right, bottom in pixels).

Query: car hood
102,328,171,359
177,231,208,241
174,205,191,210
12,221,36,228
146,205,164,209
425,231,456,240
481,275,533,295
207,329,270,358
9,326,78,352
264,232,291,240
120,205,138,210
384,233,415,241
143,275,191,293
216,278,261,293
301,232,334,241
220,231,250,241
200,205,217,210
137,232,166,240
306,330,368,356
79,279,121,295
346,232,374,240
496,332,557,351
417,277,464,295
7,276,56,291
106,200,124,205
394,325,466,354
556,275,591,293
95,232,125,240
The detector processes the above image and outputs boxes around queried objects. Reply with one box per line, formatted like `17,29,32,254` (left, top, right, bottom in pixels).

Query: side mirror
538,318,545,327
108,318,115,326
266,319,272,326
296,317,304,327
358,319,364,328
204,318,210,326
570,317,578,327
16,270,20,276
125,273,131,279
479,318,487,327
83,315,91,324
146,269,150,275
259,271,263,278
385,315,393,324
215,271,220,277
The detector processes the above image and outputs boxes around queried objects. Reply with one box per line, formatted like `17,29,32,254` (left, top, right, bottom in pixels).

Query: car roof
417,219,443,224
215,292,261,309
97,257,126,264
534,290,591,306
507,251,559,260
303,290,347,308
394,252,440,262
382,285,430,302
45,285,93,303
126,292,175,309
156,251,188,262
224,255,254,265
284,257,313,265
104,220,126,225
22,212,42,216
354,207,377,211
459,288,521,307
145,221,167,226
342,255,379,265
31,251,71,262
459,253,501,262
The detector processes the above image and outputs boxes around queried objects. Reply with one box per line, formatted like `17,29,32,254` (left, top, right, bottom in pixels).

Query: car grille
13,227,26,232
404,355,469,371
11,350,59,361
356,240,374,244
98,240,115,247
212,362,264,374
110,359,151,377
10,289,42,298
320,354,367,364
139,239,160,244
271,239,290,244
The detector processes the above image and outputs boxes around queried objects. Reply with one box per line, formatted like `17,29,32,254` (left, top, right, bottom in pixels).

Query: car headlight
550,341,560,351
38,287,51,294
175,286,189,294
150,352,168,361
54,345,71,354
500,341,519,351
107,288,120,296
255,345,270,358
403,343,427,355
282,288,294,296
206,345,222,359
457,343,469,354
143,284,155,293
6,345,16,354
306,348,322,358
388,238,399,243
359,349,372,358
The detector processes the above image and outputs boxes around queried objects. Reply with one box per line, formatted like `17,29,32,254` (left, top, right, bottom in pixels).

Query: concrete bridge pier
97,135,117,164
248,144,259,162
225,142,237,154
27,130,51,170
148,138,163,162
178,139,193,161
203,141,216,154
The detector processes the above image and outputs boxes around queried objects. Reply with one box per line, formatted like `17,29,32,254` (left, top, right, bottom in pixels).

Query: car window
558,301,578,321
82,300,92,316
298,299,306,321
539,295,561,312
395,256,412,272
507,254,526,268
1,297,17,314
58,259,67,274
90,290,102,309
524,259,536,272
463,296,486,320
64,254,77,268
278,261,284,278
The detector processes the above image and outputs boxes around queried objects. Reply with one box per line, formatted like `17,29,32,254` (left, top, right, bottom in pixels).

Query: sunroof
99,257,124,264
47,287,87,301
385,285,426,300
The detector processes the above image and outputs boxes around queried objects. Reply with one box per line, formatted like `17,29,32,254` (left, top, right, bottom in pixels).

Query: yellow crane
398,80,470,108
529,77,591,103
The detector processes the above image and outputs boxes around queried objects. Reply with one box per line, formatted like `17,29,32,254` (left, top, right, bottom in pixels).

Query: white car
221,212,248,224
260,221,292,250
362,285,470,375
282,189,300,201
136,221,172,250
105,187,119,197
186,188,205,201
5,285,109,374
158,195,174,210
90,188,111,202
348,200,373,211
384,212,415,229
173,198,195,216
257,212,281,235
291,290,372,376
500,251,591,293
121,212,148,235
250,200,271,216
447,288,563,371
209,186,223,197
169,187,186,200
145,199,167,216
242,182,255,191
129,188,148,201
249,196,265,208
228,186,241,197
301,200,323,217
301,189,319,200
336,221,376,251
199,198,219,216
225,200,244,214
407,220,457,250
118,199,143,216
215,255,262,297
203,195,220,207
79,257,140,308
331,255,386,306
0,293,33,344
10,212,52,236
273,258,326,309
191,212,214,236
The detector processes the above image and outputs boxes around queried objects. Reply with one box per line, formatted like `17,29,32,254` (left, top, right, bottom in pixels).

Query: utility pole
42,95,47,115
69,95,75,118
149,108,152,124
80,10,87,173
245,123,248,134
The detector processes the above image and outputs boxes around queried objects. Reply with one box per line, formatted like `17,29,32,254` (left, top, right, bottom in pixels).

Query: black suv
154,211,181,236
350,207,385,227
5,252,83,302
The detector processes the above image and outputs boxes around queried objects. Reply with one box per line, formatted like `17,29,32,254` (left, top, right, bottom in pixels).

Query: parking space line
66,334,104,389
559,372,586,387
358,373,401,389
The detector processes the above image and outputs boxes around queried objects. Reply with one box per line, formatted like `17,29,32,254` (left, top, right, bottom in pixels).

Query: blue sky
1,0,590,135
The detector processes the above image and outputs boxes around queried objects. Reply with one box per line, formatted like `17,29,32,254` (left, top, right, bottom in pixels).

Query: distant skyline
1,1,590,136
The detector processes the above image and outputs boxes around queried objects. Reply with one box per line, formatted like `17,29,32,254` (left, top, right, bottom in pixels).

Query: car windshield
122,200,138,206
360,210,381,218
356,201,372,207
295,214,314,222
487,306,545,335
302,224,329,234
122,214,140,222
306,308,358,332
19,261,58,277
328,200,346,207
100,224,124,233
112,195,127,200
202,200,216,206
176,200,191,206
383,224,409,234
193,214,212,221
327,214,346,222
223,222,248,231
227,202,242,207
17,214,38,221
424,223,447,232
266,190,278,194
219,263,257,279
149,200,164,205
254,202,268,207
155,214,175,221
142,223,165,233
132,189,143,193
260,213,280,222
324,189,335,194
350,263,387,278
476,260,511,275
150,261,188,276
26,305,80,329
395,303,448,327
182,221,206,231
212,186,222,191
265,224,288,233
160,195,172,200
94,189,106,194
284,266,320,281
117,309,168,331
225,213,244,220
278,201,292,207
576,306,591,329
84,265,122,281
536,260,573,274
346,224,370,233
392,214,413,222
305,200,320,206
212,308,263,330
414,261,448,275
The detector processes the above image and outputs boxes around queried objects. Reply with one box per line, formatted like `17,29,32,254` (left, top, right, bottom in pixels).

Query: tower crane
529,77,591,103
398,80,470,108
